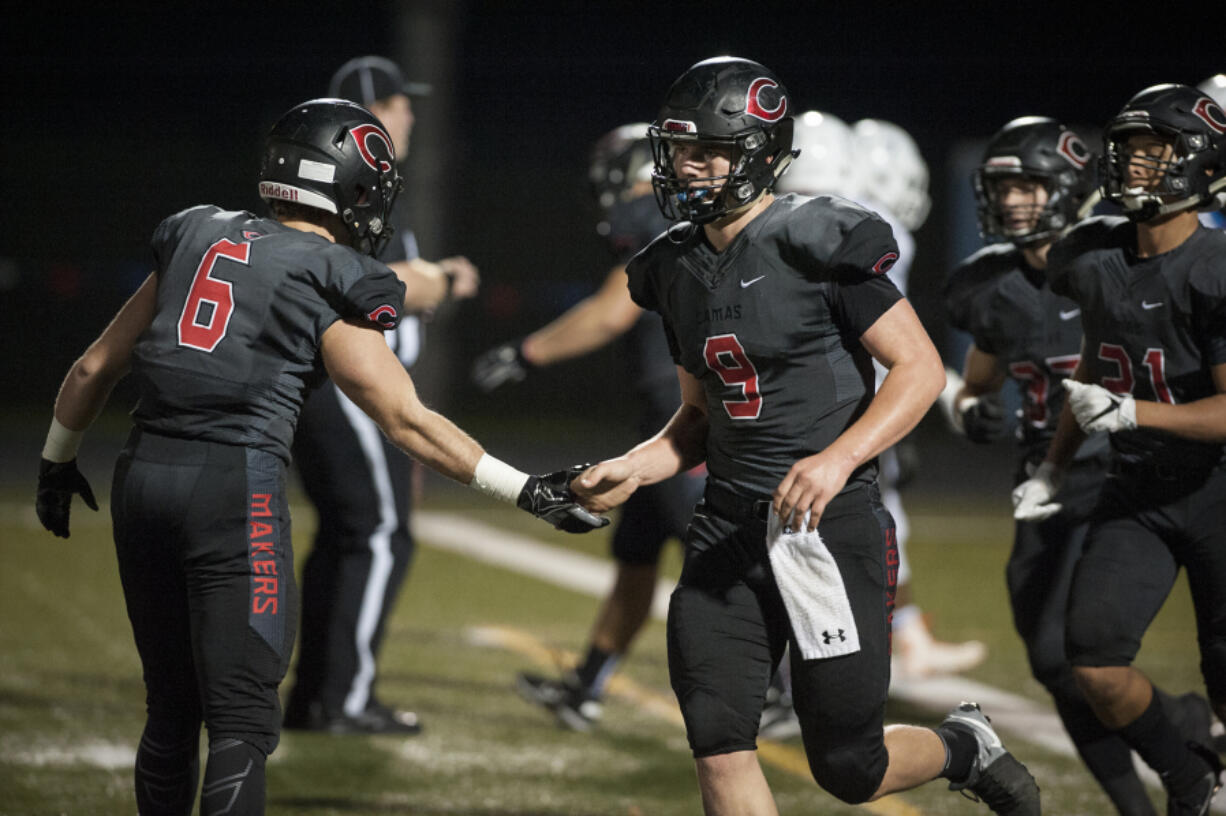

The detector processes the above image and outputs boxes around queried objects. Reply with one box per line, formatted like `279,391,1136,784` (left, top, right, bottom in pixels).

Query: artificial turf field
0,413,1217,815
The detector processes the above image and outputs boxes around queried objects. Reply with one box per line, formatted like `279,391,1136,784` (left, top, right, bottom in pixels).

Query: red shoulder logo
745,78,787,123
350,124,395,173
367,304,399,328
872,252,899,275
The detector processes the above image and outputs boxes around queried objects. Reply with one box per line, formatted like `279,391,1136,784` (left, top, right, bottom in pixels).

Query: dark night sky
2,1,1220,416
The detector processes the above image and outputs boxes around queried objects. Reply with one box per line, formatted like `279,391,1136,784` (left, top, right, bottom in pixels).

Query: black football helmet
648,57,797,224
974,116,1097,246
1100,83,1226,221
259,98,403,256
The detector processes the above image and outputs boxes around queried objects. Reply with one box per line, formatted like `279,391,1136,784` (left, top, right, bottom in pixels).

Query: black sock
935,723,977,783
201,738,266,816
134,727,200,816
1117,693,1209,797
574,645,618,697
1052,694,1155,816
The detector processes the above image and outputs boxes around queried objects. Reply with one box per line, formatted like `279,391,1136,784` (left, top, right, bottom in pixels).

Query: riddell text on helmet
258,181,298,202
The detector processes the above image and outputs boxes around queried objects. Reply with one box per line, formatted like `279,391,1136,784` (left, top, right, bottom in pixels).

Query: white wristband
42,417,84,463
470,453,530,505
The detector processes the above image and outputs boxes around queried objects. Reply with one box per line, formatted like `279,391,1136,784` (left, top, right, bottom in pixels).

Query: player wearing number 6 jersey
1013,83,1226,815
33,98,604,816
572,56,1039,815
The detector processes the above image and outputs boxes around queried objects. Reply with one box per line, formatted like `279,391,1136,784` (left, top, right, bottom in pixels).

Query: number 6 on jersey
178,238,250,352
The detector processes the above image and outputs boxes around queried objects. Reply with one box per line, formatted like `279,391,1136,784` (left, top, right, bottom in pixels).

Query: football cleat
516,672,602,732
1165,742,1223,816
943,702,1041,816
283,700,422,736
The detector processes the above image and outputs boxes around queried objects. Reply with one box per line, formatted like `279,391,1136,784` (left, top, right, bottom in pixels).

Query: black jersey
602,195,676,432
131,205,406,462
945,242,1105,460
627,193,903,496
1048,216,1226,469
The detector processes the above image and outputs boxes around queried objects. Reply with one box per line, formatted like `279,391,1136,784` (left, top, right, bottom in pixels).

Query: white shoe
892,611,986,679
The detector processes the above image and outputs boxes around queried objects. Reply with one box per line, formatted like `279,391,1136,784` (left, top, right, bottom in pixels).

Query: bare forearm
379,401,485,485
827,356,943,472
389,258,448,312
53,355,126,431
623,403,708,485
521,269,640,367
1136,394,1226,442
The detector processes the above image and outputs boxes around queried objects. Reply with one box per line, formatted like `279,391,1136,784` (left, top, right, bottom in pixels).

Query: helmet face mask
1100,83,1226,222
259,98,404,256
974,116,1095,246
648,57,797,225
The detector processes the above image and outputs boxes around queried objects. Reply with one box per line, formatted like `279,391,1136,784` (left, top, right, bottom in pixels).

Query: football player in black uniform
945,116,1211,815
572,56,1039,815
1013,83,1226,815
471,123,706,731
283,55,480,737
34,98,603,816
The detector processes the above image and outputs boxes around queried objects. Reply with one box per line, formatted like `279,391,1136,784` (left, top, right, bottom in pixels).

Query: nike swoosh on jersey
1141,301,1164,310
740,275,766,288
1059,309,1080,320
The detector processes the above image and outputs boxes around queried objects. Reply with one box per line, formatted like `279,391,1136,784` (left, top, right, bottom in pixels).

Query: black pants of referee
284,381,415,723
112,428,295,816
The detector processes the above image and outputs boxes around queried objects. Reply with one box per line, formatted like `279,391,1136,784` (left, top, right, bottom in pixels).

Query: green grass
0,483,1209,815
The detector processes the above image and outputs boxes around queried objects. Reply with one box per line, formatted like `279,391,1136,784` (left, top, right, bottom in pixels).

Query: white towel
766,506,861,660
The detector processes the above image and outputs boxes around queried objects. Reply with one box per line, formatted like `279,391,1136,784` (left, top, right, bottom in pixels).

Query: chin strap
1123,175,1226,221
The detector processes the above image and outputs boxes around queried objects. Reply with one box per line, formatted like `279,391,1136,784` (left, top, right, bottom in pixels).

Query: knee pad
801,725,887,804
680,689,757,757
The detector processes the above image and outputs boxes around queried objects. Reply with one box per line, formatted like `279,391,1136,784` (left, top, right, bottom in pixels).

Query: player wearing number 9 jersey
33,98,604,816
1014,83,1226,813
572,57,1040,814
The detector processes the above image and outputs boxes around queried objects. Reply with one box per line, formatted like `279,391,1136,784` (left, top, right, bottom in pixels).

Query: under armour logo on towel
822,629,847,644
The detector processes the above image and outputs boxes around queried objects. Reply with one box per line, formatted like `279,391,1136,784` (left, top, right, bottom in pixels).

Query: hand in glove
518,465,609,533
1063,380,1137,433
958,392,1007,443
1012,461,1063,522
471,342,531,393
36,458,98,538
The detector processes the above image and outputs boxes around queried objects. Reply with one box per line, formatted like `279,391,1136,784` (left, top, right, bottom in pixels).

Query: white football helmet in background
775,109,857,198
849,118,932,231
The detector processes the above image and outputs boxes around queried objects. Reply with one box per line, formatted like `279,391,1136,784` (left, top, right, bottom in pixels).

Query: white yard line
416,511,1222,809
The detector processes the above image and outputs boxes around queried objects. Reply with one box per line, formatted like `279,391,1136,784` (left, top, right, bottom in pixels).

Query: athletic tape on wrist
42,417,84,463
470,453,530,505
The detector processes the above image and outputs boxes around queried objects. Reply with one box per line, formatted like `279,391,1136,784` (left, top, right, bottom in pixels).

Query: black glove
471,342,531,393
516,465,608,533
37,457,99,538
961,392,1006,443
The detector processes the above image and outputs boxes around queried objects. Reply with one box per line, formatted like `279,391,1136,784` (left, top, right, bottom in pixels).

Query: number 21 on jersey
704,333,762,419
178,238,251,352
